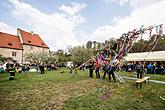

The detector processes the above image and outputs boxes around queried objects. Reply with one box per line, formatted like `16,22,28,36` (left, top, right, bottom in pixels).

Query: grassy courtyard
0,68,165,110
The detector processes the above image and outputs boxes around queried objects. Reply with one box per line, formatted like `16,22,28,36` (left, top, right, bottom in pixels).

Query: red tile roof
18,28,49,48
0,32,23,50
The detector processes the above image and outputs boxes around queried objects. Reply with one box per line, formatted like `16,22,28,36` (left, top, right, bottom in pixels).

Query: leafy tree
97,42,101,50
130,35,165,53
69,46,93,65
0,54,13,63
24,52,58,64
86,41,92,48
104,40,110,47
93,41,97,50
101,43,105,50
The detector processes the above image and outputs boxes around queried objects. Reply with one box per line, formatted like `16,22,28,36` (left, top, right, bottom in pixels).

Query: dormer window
31,31,34,35
8,42,12,46
28,40,31,43
41,42,44,45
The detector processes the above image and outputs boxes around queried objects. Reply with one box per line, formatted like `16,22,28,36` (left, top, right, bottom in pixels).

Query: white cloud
104,0,162,9
90,0,165,42
104,0,129,6
59,2,86,16
0,22,16,34
89,25,113,42
7,0,86,50
0,0,11,8
130,0,162,10
59,2,86,25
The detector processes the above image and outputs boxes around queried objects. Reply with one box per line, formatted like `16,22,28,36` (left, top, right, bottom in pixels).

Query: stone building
0,28,49,63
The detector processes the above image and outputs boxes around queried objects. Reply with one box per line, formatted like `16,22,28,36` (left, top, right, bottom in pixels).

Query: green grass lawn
0,68,165,110
117,71,165,81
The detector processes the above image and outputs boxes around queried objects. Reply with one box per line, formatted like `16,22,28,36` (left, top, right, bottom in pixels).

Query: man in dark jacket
136,62,144,78
108,64,116,82
89,61,94,77
39,63,45,74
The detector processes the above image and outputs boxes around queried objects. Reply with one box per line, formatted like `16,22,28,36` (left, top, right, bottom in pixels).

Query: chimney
31,31,34,35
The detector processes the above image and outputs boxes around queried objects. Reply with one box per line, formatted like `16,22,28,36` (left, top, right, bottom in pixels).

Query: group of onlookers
121,62,165,75
86,61,165,82
1,60,164,81
0,62,58,80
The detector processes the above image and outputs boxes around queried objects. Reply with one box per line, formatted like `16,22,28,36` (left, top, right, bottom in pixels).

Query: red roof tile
0,32,23,50
18,28,49,48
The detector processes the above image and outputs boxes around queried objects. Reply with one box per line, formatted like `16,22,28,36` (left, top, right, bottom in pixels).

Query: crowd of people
80,60,165,82
0,62,58,80
1,60,164,81
121,62,165,75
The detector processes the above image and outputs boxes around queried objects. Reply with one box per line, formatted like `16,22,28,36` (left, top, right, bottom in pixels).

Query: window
41,42,44,45
12,52,16,57
30,46,33,50
8,42,12,46
28,40,31,43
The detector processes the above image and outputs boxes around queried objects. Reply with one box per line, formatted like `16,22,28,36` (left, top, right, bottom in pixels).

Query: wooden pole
75,56,96,70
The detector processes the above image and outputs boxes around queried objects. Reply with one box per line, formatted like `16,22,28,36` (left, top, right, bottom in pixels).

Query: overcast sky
0,0,164,50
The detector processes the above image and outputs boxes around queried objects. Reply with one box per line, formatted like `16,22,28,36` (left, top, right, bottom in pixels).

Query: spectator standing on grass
136,62,144,78
7,63,16,80
36,63,39,72
147,63,153,74
82,65,85,72
89,60,94,77
153,62,156,74
163,64,165,74
160,64,164,75
39,63,45,74
156,62,161,74
69,65,72,75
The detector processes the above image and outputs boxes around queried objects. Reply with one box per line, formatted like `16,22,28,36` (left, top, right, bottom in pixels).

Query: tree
101,43,105,50
151,36,165,51
57,49,64,54
86,41,92,48
69,46,93,65
46,52,59,64
24,52,58,64
130,35,165,53
104,40,110,47
97,42,101,50
93,41,97,50
0,54,13,63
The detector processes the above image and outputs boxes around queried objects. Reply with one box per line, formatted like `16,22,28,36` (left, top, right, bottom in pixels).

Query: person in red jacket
94,60,100,78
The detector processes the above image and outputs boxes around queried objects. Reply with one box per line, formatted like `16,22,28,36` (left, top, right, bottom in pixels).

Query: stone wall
0,48,22,63
22,45,49,62
23,45,49,54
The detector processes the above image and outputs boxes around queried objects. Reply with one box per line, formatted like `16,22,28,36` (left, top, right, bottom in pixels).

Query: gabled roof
0,32,23,50
18,28,49,48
